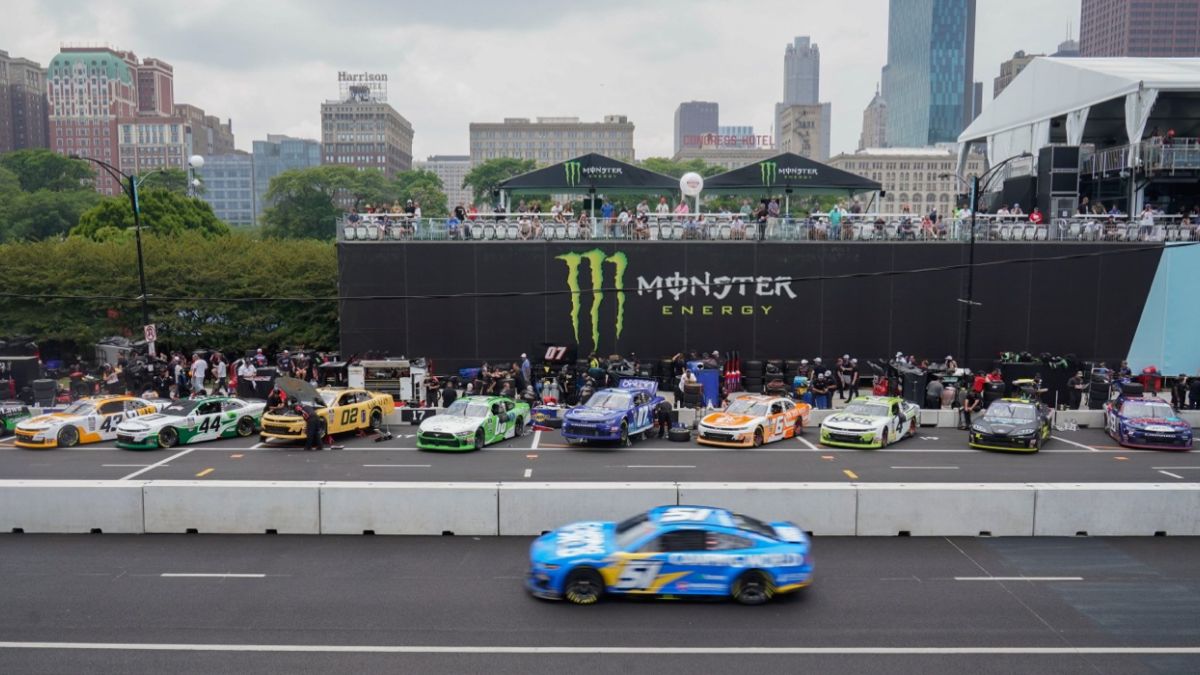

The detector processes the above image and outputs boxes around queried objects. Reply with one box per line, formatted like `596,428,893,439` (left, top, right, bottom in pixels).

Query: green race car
819,395,921,449
416,396,530,451
115,396,266,449
0,400,33,437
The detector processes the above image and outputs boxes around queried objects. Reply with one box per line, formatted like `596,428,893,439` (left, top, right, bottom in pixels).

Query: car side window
707,532,754,551
98,401,124,415
339,393,356,406
124,400,146,412
492,403,503,416
770,403,783,415
197,402,221,416
222,400,243,411
783,400,794,411
638,530,707,553
504,400,515,412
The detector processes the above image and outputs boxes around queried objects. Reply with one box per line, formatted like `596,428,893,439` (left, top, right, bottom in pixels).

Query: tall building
1080,0,1200,56
671,146,776,171
197,151,254,225
881,0,977,148
0,50,49,154
994,51,1041,99
673,102,718,155
858,84,888,151
775,36,821,147
826,147,984,212
778,104,828,161
469,115,635,167
175,104,234,157
1053,38,1080,57
252,134,321,220
47,47,188,195
321,80,414,177
413,155,471,209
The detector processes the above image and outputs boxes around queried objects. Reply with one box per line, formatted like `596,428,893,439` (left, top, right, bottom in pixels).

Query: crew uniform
297,402,323,451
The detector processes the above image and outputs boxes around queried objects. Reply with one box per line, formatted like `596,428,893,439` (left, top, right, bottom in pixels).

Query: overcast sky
2,0,1080,160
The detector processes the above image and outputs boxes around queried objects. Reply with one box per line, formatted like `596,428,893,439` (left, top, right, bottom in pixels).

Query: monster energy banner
337,241,1163,374
497,153,679,194
703,152,881,195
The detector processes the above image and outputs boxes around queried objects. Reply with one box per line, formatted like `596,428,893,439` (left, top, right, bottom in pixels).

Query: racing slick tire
619,422,629,446
515,417,525,438
668,427,691,442
732,571,775,606
56,426,79,448
752,427,764,448
908,418,917,438
564,568,605,605
474,429,485,451
158,426,180,449
236,416,255,437
879,429,889,448
369,408,383,431
794,418,804,436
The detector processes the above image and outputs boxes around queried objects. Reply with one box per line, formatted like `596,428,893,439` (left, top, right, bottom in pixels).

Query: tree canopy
462,158,537,206
72,190,230,241
0,149,95,192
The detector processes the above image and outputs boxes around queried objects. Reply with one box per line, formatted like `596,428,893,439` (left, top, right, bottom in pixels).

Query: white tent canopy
958,57,1200,169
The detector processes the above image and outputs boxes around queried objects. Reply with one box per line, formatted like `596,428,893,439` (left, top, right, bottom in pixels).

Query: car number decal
614,561,664,591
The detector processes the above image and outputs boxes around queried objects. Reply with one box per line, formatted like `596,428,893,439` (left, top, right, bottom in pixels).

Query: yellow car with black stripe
527,505,813,606
968,398,1053,452
14,395,160,449
258,377,394,443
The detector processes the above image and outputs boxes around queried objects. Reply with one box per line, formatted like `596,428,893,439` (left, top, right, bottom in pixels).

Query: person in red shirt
1029,208,1043,225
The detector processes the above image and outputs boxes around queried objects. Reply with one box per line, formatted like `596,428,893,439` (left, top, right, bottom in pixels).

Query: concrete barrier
143,481,321,534
0,480,144,534
320,482,498,535
677,483,857,536
856,483,1037,537
1033,483,1200,536
498,482,677,535
1054,410,1104,428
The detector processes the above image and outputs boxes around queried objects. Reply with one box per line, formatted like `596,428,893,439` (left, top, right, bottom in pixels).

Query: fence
1083,138,1200,179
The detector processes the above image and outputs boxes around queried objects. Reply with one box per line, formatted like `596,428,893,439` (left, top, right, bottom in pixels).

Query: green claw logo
556,250,627,351
760,162,778,186
565,162,582,187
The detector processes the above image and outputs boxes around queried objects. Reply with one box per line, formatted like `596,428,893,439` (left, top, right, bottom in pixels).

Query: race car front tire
564,568,605,605
236,416,255,437
880,429,889,448
474,429,485,451
370,408,383,431
752,428,764,447
668,427,691,442
619,422,629,446
732,571,775,606
158,427,179,448
514,417,525,438
57,426,79,448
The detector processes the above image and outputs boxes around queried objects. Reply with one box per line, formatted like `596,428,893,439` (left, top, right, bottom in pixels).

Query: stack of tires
658,358,674,391
1119,381,1144,397
681,383,705,408
742,360,764,393
983,380,1006,405
1087,372,1111,410
31,379,56,407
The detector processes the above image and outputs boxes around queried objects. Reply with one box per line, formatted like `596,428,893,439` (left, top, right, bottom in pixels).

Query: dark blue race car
527,505,813,605
1105,396,1193,450
562,378,664,445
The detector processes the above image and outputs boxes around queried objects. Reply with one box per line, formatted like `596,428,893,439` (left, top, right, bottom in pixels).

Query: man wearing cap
945,355,958,371
520,353,531,383
253,348,267,368
1067,370,1086,410
838,355,855,401
846,358,861,400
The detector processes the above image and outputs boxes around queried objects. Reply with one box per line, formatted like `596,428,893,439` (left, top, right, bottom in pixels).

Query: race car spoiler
618,377,659,396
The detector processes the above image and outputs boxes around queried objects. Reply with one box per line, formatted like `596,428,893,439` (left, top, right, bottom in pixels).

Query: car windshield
615,512,654,550
1122,402,1175,419
161,401,200,416
842,402,888,417
584,391,632,410
985,403,1037,422
444,400,490,418
725,398,769,417
61,401,96,416
733,513,777,538
318,392,337,407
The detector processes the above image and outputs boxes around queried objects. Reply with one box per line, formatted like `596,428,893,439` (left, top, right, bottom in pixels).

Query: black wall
337,242,1163,375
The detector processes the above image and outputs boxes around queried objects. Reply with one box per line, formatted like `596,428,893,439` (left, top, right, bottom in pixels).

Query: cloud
1,0,1081,160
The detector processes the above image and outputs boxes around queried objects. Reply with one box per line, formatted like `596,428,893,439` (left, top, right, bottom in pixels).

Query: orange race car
14,395,162,449
697,393,811,448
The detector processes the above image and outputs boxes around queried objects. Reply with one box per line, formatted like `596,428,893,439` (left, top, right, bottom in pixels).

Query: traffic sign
144,324,157,343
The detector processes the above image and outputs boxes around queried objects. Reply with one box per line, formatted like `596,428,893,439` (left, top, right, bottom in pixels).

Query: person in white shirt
189,355,208,395
236,359,258,398
214,356,228,394
655,198,670,215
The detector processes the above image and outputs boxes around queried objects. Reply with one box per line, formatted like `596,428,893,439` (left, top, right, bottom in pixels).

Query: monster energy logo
564,162,582,187
556,250,628,351
759,162,777,186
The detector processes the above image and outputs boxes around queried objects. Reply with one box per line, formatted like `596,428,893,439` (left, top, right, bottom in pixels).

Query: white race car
819,396,920,449
14,395,163,449
115,396,267,449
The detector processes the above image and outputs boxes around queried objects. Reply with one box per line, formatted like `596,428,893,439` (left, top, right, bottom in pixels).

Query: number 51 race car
527,505,813,606
562,378,664,445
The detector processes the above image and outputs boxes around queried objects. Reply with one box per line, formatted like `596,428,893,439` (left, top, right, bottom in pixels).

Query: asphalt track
0,424,1195,483
2,535,1200,675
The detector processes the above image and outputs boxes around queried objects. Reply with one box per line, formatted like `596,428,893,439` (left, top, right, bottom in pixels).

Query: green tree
392,169,449,216
138,168,204,197
0,149,95,192
0,166,19,198
259,166,350,240
0,189,103,242
462,158,537,206
639,157,725,179
72,190,230,241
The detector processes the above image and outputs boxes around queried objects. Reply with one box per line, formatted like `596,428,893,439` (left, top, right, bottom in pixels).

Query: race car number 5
660,507,714,522
615,561,663,590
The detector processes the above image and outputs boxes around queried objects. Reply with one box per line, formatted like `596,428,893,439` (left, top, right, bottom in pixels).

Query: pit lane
1,424,1194,484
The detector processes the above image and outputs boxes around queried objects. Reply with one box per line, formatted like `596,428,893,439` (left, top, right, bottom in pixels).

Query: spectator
189,354,207,395
412,201,422,221
925,374,944,409
1172,375,1188,409
441,379,458,409
739,199,753,220
404,200,416,218
959,387,981,430
212,353,228,395
237,359,258,399
1138,205,1155,240
576,211,591,238
1011,203,1025,216
454,202,467,223
446,213,461,240
563,202,576,222
618,208,634,239
253,348,268,368
277,350,294,377
767,197,780,221
521,353,532,383
654,198,669,218
846,358,861,399
348,208,360,226
294,352,310,384
516,199,528,215
601,200,615,235
829,204,843,240
1029,207,1043,225
674,200,690,217
731,213,745,240
518,217,532,241
838,356,854,401
153,368,172,399
530,215,543,240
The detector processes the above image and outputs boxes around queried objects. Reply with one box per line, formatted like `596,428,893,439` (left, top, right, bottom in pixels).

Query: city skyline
1,0,1080,160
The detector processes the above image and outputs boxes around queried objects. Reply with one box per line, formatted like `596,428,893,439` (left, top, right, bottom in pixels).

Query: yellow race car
259,377,394,443
14,395,161,449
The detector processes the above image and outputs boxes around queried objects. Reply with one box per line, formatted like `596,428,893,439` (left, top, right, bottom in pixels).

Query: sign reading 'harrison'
338,72,389,82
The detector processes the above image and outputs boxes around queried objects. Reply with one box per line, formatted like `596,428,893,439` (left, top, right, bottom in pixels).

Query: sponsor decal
667,553,803,568
758,161,819,186
564,162,582,187
555,522,607,557
556,250,628,351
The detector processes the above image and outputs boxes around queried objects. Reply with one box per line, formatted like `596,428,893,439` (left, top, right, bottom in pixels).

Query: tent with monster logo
701,152,881,198
496,153,680,197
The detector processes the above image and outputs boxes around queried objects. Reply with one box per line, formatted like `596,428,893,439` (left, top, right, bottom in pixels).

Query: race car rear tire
158,427,179,449
909,418,917,438
619,422,629,446
474,429,485,451
515,417,525,438
369,408,383,431
57,426,79,448
732,571,775,606
880,429,889,448
668,427,691,442
236,416,255,437
564,568,605,605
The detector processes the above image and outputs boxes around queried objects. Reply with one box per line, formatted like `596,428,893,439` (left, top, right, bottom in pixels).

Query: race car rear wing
618,377,659,397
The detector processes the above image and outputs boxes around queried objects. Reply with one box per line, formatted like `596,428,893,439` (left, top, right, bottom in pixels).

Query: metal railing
337,213,1197,243
1082,138,1200,178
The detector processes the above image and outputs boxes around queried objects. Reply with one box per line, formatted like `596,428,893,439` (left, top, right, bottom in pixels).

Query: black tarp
702,152,881,195
497,153,680,194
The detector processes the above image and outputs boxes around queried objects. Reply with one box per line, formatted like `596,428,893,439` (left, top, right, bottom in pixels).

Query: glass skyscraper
882,0,976,148
252,135,321,221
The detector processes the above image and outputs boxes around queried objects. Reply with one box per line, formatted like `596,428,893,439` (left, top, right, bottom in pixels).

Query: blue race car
562,378,664,445
527,505,813,605
1105,396,1194,450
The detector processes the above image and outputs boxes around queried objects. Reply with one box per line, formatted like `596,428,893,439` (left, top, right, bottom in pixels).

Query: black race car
968,398,1053,453
0,400,32,437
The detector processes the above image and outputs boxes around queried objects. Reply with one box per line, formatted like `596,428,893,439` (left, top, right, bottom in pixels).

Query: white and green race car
115,396,266,450
819,395,920,449
417,396,530,451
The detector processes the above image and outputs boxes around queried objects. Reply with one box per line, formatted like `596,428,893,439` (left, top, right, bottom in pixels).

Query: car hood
1123,417,1190,431
824,414,884,430
566,408,624,422
275,377,319,404
976,418,1037,435
17,414,76,430
419,416,481,434
533,521,616,562
116,413,179,432
701,413,761,428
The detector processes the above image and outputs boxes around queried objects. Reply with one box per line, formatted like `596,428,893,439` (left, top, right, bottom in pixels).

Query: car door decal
99,413,123,433
614,561,664,591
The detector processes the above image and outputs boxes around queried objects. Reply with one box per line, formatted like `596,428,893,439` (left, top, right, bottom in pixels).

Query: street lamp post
939,151,1032,373
188,155,205,197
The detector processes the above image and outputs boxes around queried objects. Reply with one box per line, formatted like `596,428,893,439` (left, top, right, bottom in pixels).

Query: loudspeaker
1038,145,1080,172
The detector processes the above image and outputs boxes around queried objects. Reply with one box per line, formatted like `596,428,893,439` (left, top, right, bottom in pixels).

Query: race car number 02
340,408,359,426
615,561,663,591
